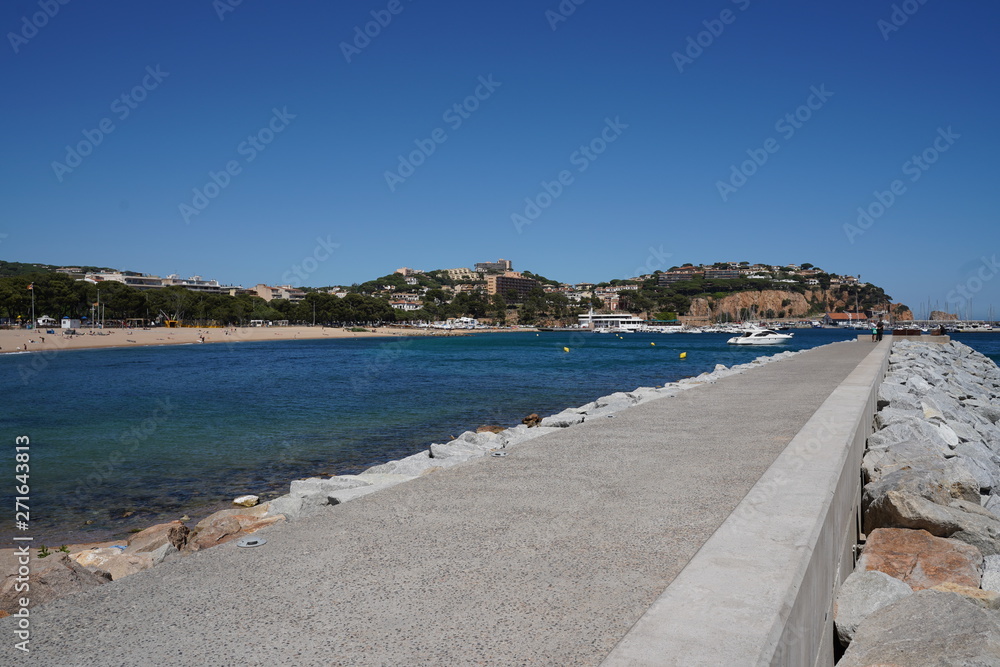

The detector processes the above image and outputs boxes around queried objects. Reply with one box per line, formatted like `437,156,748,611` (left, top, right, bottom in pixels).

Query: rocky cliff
687,289,913,321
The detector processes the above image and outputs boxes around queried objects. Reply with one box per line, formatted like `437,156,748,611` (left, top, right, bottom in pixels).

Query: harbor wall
602,341,892,666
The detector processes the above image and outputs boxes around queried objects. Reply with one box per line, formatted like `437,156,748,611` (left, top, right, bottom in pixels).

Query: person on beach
876,321,884,341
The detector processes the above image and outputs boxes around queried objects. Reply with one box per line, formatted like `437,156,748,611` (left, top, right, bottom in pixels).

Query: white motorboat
727,329,794,345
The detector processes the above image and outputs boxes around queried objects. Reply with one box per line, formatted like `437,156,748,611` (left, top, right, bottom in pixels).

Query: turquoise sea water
3,329,998,545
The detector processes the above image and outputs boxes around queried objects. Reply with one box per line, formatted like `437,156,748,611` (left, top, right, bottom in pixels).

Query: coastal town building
823,312,869,326
254,284,306,302
445,267,478,281
390,300,422,311
486,271,538,302
475,258,512,274
160,275,234,294
658,269,702,285
704,269,741,280
394,267,424,276
82,271,164,290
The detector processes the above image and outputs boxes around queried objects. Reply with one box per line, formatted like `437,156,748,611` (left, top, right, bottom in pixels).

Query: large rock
838,590,1000,666
363,451,438,476
867,417,954,455
540,410,586,428
124,520,189,554
862,459,980,508
184,506,284,552
983,554,1000,593
587,392,637,417
428,441,480,460
289,475,371,498
877,382,920,410
874,406,922,430
233,494,259,507
0,554,110,613
102,552,157,581
865,491,1000,555
980,405,1000,424
929,582,1000,610
70,546,127,570
861,442,945,483
833,569,913,646
857,528,982,590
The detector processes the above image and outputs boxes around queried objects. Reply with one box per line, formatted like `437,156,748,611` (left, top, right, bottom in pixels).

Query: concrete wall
602,341,892,666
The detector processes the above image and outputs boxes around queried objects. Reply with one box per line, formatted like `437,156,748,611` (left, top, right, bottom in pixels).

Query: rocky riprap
1,348,804,615
837,339,1000,664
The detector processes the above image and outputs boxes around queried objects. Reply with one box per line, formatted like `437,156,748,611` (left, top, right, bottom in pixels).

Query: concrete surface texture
2,341,876,666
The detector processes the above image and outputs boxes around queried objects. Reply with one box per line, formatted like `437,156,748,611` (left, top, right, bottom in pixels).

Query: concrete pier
3,341,887,665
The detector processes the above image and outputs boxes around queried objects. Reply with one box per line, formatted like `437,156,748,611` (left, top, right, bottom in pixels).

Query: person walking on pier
871,324,877,342
876,321,884,341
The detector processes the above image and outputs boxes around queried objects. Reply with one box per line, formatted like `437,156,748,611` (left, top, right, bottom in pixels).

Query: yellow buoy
563,347,570,352
651,342,655,346
679,352,687,359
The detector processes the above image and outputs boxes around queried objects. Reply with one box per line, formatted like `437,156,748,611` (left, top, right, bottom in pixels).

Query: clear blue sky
3,0,998,317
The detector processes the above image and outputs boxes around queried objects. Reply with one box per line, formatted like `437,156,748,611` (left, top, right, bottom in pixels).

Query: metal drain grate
236,537,267,548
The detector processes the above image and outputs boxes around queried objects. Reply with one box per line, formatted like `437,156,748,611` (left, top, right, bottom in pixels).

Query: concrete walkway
5,341,878,666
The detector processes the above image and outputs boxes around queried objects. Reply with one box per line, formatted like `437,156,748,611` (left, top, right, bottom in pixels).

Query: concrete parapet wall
602,341,892,666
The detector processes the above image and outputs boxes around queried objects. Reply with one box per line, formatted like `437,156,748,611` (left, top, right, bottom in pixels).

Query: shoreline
0,324,518,356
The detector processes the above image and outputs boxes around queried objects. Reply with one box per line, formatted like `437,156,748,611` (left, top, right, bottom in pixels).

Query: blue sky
3,0,998,317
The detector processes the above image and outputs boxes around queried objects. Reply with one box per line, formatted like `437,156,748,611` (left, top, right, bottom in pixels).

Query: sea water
3,329,995,544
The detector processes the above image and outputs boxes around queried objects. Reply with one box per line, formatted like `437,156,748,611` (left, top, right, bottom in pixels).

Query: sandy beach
0,324,476,355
